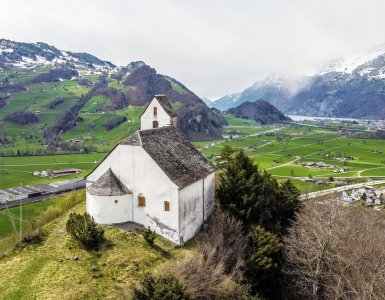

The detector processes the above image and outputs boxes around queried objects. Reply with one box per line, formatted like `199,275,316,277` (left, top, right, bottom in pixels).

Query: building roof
121,126,216,188
148,94,178,117
88,168,132,196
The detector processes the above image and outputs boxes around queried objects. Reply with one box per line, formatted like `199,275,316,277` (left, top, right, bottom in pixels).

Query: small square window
138,194,146,207
164,201,170,211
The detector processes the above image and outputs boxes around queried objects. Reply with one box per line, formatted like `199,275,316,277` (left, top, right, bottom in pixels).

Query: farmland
194,116,385,192
0,153,106,189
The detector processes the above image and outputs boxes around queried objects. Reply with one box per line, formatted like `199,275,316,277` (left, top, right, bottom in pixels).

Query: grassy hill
0,191,191,300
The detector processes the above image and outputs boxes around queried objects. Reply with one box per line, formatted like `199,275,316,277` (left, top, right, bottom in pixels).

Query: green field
0,199,56,239
195,117,385,192
0,153,106,189
1,68,385,194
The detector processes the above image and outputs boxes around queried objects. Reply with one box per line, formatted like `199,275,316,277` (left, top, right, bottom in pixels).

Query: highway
300,179,385,200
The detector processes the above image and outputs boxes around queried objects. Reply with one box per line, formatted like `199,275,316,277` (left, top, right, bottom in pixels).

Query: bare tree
283,199,385,300
171,208,252,299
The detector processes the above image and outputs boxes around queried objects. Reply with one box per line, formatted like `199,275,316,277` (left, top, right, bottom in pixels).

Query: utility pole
5,199,17,234
20,182,22,241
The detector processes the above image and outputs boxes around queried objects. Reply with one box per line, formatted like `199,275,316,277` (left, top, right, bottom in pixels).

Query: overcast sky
2,0,385,99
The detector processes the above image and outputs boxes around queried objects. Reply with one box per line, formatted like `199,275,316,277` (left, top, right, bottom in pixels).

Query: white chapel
86,95,216,245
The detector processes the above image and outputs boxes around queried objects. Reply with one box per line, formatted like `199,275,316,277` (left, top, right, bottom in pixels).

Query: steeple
140,95,178,130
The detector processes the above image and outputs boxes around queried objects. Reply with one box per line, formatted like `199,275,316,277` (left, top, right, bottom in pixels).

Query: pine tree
217,149,301,235
244,225,283,298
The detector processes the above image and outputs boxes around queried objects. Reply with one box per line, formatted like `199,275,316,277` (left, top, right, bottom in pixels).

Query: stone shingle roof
88,168,131,196
154,95,178,117
122,126,216,188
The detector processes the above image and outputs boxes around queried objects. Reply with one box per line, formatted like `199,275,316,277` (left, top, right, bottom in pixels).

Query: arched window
138,194,146,207
153,107,157,116
164,201,170,211
153,120,159,128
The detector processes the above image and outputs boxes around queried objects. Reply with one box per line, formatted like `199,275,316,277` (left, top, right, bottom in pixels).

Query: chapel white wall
86,145,181,244
86,193,132,224
178,172,216,244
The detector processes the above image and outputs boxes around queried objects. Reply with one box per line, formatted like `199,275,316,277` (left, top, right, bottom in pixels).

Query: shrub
142,227,156,245
133,274,189,300
66,212,104,250
103,116,127,130
173,209,248,299
47,97,65,109
5,110,38,124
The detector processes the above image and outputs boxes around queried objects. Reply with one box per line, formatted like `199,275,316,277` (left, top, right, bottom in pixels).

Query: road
0,178,86,210
300,179,385,200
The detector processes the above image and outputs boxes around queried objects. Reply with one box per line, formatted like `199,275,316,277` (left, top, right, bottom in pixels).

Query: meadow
0,153,106,189
195,117,385,192
0,192,190,299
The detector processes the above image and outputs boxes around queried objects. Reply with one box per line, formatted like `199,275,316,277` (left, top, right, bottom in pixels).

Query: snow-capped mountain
211,93,241,110
0,39,115,70
212,48,385,119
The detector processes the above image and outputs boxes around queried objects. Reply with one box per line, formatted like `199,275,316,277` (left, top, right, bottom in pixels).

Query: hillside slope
0,39,226,155
228,99,291,124
0,201,189,299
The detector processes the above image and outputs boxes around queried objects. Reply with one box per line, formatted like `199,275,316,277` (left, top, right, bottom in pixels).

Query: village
340,185,385,207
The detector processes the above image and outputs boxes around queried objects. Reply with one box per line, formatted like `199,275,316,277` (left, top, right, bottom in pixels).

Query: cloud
1,0,385,99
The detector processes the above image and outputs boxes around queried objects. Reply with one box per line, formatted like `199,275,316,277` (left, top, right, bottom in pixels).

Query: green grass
107,80,130,93
0,196,190,299
63,106,144,150
0,153,106,189
171,82,186,94
81,95,111,113
0,199,56,239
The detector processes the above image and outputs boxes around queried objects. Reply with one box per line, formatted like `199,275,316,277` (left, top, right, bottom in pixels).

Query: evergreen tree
244,225,283,299
133,274,189,300
66,212,104,250
217,149,301,235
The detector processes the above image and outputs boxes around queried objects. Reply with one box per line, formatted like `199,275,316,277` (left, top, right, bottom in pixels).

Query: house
50,168,81,176
86,95,216,245
341,190,353,202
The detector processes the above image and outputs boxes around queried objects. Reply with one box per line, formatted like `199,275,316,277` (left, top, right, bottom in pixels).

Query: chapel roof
88,168,132,196
121,126,216,188
153,94,178,117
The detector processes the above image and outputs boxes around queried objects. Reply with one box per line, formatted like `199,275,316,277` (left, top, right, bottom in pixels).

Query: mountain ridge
228,99,291,124
0,39,227,142
212,50,385,119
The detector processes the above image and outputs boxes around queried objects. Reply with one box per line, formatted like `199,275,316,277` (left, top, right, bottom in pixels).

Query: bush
173,209,248,299
103,116,127,130
5,110,38,124
15,229,44,249
142,227,156,245
133,274,189,300
66,212,104,250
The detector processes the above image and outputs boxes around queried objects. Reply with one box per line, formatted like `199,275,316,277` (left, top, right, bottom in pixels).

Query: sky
2,0,385,99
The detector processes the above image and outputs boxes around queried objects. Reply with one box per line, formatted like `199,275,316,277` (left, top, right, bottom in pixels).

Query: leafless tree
283,199,385,300
171,208,251,299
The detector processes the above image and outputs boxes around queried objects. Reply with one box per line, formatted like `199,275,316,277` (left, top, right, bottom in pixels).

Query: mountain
0,39,226,146
201,97,213,107
110,63,227,140
212,48,385,119
228,99,291,124
0,39,115,70
212,93,241,110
